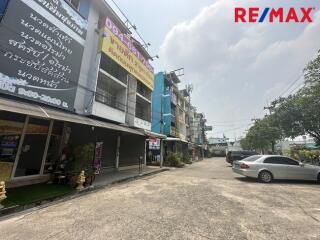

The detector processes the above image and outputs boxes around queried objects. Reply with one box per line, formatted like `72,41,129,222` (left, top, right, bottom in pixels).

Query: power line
276,51,319,99
107,0,151,51
209,119,252,124
278,72,304,98
256,50,320,127
211,123,252,135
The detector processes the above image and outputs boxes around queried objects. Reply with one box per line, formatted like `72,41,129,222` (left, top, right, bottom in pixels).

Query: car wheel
317,173,320,183
259,171,273,183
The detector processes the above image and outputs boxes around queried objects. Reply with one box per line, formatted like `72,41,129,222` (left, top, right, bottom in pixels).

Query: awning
140,130,167,139
0,98,144,136
164,137,188,143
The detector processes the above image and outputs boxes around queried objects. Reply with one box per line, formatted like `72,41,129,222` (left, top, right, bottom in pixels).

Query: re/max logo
235,7,315,23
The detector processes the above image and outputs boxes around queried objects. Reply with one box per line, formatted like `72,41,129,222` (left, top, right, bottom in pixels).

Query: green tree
241,116,281,153
304,50,320,86
268,51,320,145
272,84,320,144
242,51,320,149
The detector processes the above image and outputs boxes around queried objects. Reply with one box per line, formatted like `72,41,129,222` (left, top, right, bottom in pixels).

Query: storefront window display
14,118,50,177
0,111,26,181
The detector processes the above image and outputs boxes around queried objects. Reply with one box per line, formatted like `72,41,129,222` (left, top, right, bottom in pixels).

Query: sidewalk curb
0,168,169,220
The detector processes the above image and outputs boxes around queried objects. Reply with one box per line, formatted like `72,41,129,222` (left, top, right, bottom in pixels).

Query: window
264,157,299,165
243,155,261,162
14,118,50,177
0,111,26,181
95,87,125,112
100,53,128,84
282,157,299,166
137,81,151,100
264,157,286,164
135,100,151,122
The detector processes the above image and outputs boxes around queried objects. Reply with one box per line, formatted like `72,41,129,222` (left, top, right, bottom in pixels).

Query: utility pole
186,84,193,141
160,92,163,134
251,118,260,123
264,106,274,115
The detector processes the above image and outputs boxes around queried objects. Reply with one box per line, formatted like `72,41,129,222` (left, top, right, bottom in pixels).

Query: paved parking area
1,157,320,240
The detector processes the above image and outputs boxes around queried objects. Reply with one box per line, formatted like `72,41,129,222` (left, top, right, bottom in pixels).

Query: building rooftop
165,72,180,84
130,36,152,60
95,0,131,35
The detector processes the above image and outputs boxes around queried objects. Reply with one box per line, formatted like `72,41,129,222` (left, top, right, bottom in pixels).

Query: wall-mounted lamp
151,55,159,61
143,43,151,48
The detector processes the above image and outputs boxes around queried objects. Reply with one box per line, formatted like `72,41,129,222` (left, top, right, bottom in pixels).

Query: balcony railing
136,81,151,101
135,104,151,122
100,53,128,85
170,127,177,137
171,115,176,123
95,88,126,112
171,92,177,105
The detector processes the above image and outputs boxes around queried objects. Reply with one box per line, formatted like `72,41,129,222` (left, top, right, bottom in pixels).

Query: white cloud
159,0,320,138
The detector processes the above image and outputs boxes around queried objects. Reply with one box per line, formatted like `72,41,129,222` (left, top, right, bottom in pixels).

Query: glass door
14,118,50,177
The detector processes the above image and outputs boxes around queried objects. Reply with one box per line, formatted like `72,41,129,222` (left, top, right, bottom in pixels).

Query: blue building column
151,72,165,134
0,0,9,20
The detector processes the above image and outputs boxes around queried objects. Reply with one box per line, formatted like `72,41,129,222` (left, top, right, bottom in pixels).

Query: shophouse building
0,0,156,188
152,71,211,161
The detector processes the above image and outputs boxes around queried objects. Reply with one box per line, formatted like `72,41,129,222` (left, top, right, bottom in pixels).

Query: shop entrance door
14,118,50,177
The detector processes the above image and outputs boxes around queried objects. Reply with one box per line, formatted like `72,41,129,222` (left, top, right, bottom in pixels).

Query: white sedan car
232,155,320,183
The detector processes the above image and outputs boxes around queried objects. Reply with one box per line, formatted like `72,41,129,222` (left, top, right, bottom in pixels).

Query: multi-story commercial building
152,71,179,136
176,90,188,141
0,0,155,187
191,113,207,145
74,2,153,130
152,71,211,161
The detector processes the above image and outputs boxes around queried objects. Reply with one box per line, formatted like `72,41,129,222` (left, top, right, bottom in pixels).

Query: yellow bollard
0,181,7,209
76,171,86,191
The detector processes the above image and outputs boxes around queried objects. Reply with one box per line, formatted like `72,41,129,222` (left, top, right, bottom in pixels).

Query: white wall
134,117,151,131
74,2,101,114
92,100,126,123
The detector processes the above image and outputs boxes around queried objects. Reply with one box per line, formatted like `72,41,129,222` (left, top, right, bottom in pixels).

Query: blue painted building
0,0,9,20
151,71,211,161
151,72,180,136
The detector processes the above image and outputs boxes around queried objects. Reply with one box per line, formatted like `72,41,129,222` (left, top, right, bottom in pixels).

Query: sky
110,0,320,140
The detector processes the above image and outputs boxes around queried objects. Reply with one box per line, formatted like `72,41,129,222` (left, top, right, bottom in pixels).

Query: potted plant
84,166,96,186
73,143,95,187
164,152,185,168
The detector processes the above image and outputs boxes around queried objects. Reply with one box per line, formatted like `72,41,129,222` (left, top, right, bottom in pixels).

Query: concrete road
1,158,320,240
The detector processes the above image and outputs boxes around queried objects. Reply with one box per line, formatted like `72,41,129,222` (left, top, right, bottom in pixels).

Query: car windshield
242,155,261,162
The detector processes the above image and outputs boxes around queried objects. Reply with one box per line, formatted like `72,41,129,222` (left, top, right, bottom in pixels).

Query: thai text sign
94,142,103,173
100,18,154,90
0,0,87,111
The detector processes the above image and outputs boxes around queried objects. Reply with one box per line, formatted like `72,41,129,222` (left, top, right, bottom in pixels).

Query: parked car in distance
226,150,259,164
232,155,320,183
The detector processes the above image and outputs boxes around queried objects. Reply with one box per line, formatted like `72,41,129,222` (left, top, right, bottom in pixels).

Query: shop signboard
149,138,160,150
0,0,87,111
100,18,154,90
94,142,103,173
134,117,151,131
